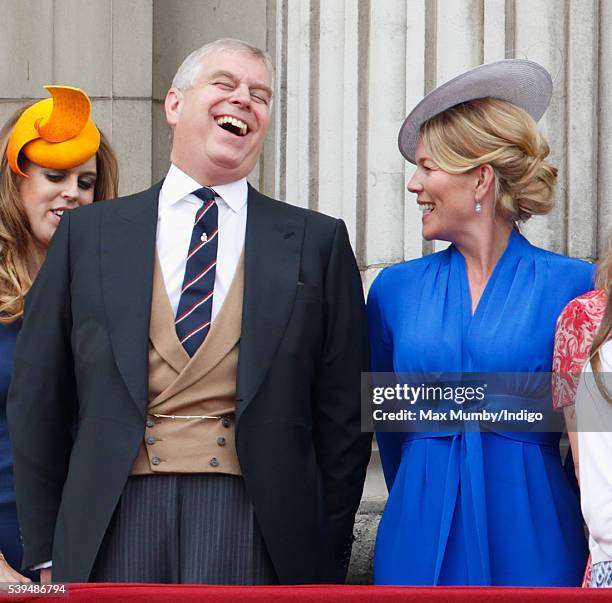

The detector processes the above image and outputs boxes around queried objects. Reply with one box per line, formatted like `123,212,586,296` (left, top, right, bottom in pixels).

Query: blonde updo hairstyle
420,97,557,223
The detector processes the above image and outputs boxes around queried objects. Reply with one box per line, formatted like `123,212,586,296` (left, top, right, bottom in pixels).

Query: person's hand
0,553,31,583
39,568,52,583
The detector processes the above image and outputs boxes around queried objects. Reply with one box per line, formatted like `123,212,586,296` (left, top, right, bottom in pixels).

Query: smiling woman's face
407,138,479,242
18,156,97,250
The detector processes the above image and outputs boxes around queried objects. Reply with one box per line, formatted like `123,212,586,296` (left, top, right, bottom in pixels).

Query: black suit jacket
7,183,371,583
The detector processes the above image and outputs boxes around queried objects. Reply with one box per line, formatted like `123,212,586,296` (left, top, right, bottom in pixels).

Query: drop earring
475,199,482,213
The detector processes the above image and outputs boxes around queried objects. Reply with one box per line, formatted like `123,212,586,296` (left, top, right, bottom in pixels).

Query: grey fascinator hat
398,59,553,164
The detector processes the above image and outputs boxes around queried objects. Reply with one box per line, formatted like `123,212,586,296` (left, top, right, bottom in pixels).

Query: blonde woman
369,61,592,586
0,87,118,582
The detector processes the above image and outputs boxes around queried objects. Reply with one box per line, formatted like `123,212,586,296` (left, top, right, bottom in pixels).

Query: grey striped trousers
90,473,278,584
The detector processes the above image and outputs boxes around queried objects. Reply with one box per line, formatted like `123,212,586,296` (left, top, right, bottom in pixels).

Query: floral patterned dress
553,288,607,587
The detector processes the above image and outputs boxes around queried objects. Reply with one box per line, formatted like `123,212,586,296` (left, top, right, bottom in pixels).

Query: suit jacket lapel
236,186,304,420
101,182,161,416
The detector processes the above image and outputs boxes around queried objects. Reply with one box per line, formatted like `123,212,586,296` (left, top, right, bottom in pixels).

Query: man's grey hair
171,38,275,91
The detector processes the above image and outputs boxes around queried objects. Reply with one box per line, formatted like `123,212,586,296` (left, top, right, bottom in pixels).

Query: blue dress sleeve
367,270,405,492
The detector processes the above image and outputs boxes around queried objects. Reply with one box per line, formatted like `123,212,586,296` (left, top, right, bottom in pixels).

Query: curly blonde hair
421,98,557,223
0,103,119,324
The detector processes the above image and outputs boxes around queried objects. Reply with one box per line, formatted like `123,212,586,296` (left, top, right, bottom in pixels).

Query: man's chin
209,154,256,179
172,149,256,184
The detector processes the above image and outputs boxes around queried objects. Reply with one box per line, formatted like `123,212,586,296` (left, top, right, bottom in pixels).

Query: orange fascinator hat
7,85,100,177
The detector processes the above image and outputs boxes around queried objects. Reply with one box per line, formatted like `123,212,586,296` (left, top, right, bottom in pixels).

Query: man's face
165,49,272,185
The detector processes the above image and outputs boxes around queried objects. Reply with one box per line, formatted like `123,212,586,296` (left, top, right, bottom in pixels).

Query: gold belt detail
150,413,231,421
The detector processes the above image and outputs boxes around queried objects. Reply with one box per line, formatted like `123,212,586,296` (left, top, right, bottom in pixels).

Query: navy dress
0,320,31,576
368,230,591,586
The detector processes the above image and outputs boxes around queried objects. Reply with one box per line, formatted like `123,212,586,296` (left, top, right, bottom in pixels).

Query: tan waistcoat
130,254,243,476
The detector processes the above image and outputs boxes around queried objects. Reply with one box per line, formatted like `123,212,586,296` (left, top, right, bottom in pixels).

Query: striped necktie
175,187,218,356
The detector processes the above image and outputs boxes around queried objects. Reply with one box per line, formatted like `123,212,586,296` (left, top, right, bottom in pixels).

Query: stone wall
272,0,612,278
3,1,609,258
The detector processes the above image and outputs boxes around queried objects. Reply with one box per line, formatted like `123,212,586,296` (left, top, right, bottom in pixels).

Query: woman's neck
26,241,46,280
454,219,514,285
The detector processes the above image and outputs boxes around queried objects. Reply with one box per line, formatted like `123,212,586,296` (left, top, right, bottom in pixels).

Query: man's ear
165,88,183,127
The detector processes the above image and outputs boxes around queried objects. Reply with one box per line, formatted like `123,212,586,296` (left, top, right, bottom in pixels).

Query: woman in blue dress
369,60,591,586
0,86,118,581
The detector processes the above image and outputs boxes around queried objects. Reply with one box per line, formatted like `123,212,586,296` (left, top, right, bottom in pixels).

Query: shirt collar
160,164,248,213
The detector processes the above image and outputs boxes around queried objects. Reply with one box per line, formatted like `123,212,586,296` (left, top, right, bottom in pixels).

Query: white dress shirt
577,340,612,565
156,164,247,321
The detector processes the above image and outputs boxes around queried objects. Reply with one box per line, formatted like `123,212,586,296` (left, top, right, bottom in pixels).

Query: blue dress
0,320,31,575
368,230,591,586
